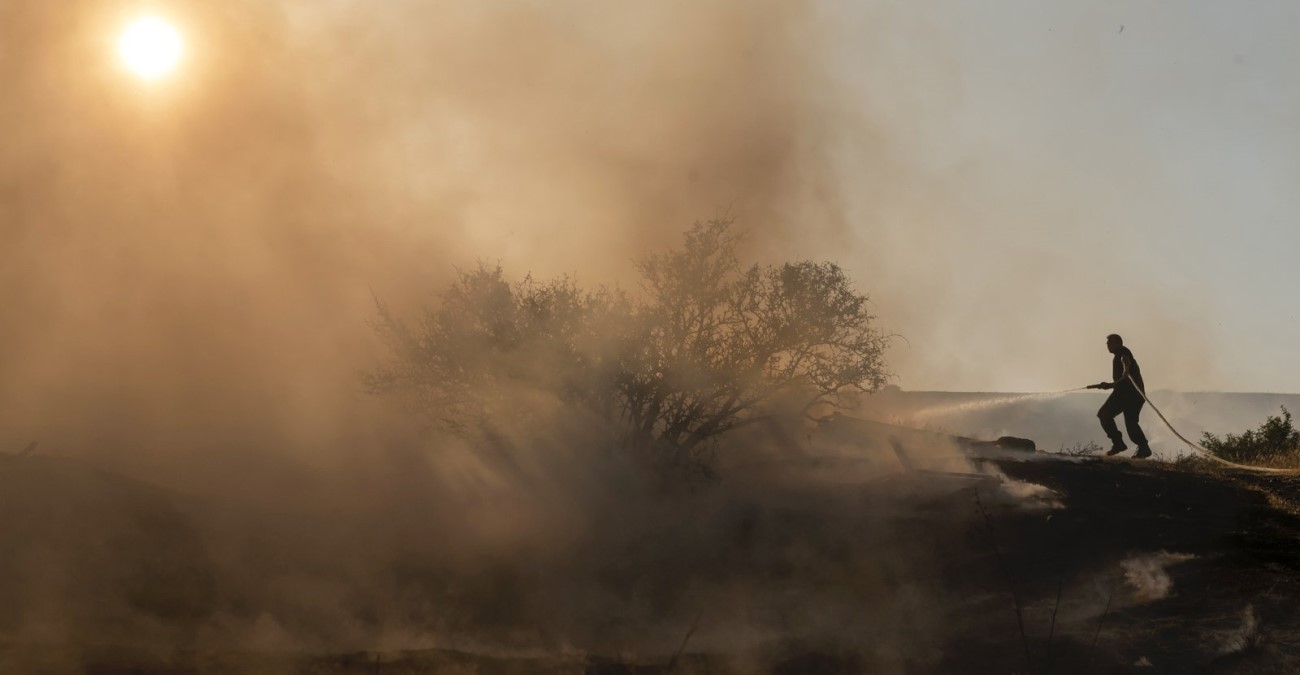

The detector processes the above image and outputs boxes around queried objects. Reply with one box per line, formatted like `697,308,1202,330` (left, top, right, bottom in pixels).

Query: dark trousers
1098,392,1148,448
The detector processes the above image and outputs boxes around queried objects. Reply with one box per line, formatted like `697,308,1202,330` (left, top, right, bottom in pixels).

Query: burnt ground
977,457,1300,674
2,429,1300,674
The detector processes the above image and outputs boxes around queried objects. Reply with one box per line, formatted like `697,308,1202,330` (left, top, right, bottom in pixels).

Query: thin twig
1044,573,1065,674
974,490,1032,671
1088,588,1114,667
666,609,704,672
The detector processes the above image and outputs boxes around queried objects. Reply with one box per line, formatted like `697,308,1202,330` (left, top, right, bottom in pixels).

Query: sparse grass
1242,452,1300,471
1057,441,1104,457
1173,452,1222,472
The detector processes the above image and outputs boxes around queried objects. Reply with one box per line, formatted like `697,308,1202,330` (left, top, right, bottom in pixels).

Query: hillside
2,419,1300,674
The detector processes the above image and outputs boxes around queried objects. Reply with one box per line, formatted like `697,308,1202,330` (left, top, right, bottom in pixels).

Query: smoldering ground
1,421,1072,671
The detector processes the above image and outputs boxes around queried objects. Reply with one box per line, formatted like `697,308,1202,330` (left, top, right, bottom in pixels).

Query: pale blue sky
829,0,1300,392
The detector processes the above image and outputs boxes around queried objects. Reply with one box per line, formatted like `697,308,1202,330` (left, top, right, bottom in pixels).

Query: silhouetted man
1087,334,1151,458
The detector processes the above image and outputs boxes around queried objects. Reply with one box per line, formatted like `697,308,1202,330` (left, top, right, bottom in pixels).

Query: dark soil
3,429,1300,674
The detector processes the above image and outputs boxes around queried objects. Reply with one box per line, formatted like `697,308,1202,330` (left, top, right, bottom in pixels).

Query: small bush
1200,407,1300,467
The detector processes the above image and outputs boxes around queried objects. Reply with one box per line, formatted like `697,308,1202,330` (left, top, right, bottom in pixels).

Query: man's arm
1088,350,1131,390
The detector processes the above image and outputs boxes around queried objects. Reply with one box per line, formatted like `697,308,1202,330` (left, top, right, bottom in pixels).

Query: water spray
906,387,1090,423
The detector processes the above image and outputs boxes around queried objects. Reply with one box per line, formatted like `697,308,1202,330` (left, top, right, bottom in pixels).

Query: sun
117,15,184,80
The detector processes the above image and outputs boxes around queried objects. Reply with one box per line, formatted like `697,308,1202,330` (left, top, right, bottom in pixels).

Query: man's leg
1097,394,1127,454
1123,399,1151,458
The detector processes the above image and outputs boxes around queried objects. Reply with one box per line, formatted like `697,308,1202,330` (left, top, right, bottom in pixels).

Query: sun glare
117,16,183,80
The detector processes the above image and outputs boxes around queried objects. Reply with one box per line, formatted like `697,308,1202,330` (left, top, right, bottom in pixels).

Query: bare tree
621,219,889,465
367,219,890,475
366,266,627,438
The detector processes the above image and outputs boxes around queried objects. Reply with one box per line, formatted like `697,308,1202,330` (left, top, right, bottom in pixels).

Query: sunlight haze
117,15,183,80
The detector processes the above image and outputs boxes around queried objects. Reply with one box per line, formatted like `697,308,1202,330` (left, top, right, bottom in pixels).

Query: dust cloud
0,0,863,487
0,0,929,663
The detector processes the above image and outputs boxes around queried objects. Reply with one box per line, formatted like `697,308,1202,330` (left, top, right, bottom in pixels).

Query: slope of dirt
982,457,1300,674
0,454,217,643
2,424,1300,674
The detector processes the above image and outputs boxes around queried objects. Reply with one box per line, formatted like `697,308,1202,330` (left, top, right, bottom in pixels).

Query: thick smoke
0,0,921,663
0,0,862,493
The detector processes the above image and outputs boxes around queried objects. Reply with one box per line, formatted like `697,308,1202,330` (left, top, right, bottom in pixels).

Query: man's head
1106,334,1123,354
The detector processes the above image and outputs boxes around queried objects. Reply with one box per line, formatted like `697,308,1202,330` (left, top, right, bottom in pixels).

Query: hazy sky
830,0,1300,392
3,0,1298,464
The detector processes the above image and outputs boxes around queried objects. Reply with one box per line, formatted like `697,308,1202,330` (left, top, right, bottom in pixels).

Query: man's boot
1134,446,1152,459
1106,442,1128,456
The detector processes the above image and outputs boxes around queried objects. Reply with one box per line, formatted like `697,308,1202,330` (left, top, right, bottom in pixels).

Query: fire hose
1105,374,1299,475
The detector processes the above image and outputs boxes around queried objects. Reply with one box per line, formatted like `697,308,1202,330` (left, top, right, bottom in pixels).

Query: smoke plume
0,0,864,491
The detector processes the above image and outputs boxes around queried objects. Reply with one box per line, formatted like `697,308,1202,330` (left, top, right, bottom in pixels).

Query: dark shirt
1112,346,1145,395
